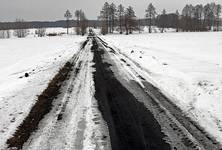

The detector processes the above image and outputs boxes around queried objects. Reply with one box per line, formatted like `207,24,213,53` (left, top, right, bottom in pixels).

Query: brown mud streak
6,41,87,150
91,37,171,150
7,62,73,149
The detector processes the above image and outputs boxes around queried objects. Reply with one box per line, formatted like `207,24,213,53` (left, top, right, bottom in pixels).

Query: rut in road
5,34,221,150
6,39,110,150
91,37,171,150
95,35,222,150
6,61,74,150
20,39,110,150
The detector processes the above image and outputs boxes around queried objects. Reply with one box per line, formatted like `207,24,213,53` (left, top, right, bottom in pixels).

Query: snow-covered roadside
0,35,85,148
20,38,110,150
101,32,222,143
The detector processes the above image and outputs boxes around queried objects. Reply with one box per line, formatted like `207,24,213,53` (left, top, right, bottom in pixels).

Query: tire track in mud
20,38,110,150
95,35,222,150
6,33,221,150
91,37,171,150
117,49,221,149
57,60,83,121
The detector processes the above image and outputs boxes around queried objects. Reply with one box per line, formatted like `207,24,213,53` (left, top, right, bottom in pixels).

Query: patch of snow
101,31,222,143
0,35,85,148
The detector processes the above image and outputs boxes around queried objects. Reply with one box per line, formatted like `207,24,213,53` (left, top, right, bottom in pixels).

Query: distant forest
98,2,222,34
0,20,100,30
0,2,221,34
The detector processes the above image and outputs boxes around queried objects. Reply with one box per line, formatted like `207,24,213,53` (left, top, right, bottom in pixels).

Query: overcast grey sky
0,0,222,22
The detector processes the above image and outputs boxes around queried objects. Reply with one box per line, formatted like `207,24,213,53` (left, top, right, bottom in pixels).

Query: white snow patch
101,31,222,143
0,35,85,148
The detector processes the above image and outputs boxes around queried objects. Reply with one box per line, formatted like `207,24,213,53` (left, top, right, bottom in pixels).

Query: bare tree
109,3,117,33
126,6,137,34
64,10,72,34
36,28,46,37
13,18,29,38
6,30,10,38
0,30,10,39
215,4,221,31
124,12,129,35
145,3,157,33
203,3,217,30
118,4,124,34
79,11,88,35
175,10,180,32
158,9,167,33
194,4,204,31
182,4,195,31
75,10,81,35
124,6,137,35
210,2,218,30
138,18,142,33
203,4,210,29
182,5,190,31
99,2,110,35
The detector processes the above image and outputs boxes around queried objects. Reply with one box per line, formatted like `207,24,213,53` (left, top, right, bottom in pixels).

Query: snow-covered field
0,35,85,148
101,32,222,143
1,27,222,148
0,27,75,39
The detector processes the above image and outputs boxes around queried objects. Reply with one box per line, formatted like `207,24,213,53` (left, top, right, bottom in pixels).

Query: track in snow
93,34,222,150
5,32,222,150
22,39,110,150
7,38,110,150
92,37,171,150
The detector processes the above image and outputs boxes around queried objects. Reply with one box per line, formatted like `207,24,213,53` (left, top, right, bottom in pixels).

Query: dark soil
81,39,89,49
7,61,73,150
92,37,171,150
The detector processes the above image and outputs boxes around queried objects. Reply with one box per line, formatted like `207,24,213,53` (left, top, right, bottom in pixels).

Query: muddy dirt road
6,33,222,150
91,35,222,150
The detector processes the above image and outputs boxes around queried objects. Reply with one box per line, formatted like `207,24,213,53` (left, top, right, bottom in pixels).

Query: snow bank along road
4,32,222,150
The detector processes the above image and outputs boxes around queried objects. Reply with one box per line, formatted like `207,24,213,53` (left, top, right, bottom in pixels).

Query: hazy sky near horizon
0,0,222,22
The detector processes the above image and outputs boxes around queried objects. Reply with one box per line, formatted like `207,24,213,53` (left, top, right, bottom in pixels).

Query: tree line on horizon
0,9,89,38
0,2,222,38
99,2,137,35
98,2,222,34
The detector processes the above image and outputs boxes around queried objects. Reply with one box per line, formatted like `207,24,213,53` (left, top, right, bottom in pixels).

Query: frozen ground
0,35,85,148
101,32,222,143
1,28,222,149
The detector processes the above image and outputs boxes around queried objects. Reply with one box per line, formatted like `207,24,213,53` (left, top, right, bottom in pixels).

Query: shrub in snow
14,29,29,38
13,18,29,38
35,28,46,37
0,30,10,39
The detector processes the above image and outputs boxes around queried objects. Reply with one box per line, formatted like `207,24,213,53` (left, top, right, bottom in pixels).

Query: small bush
0,30,10,39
